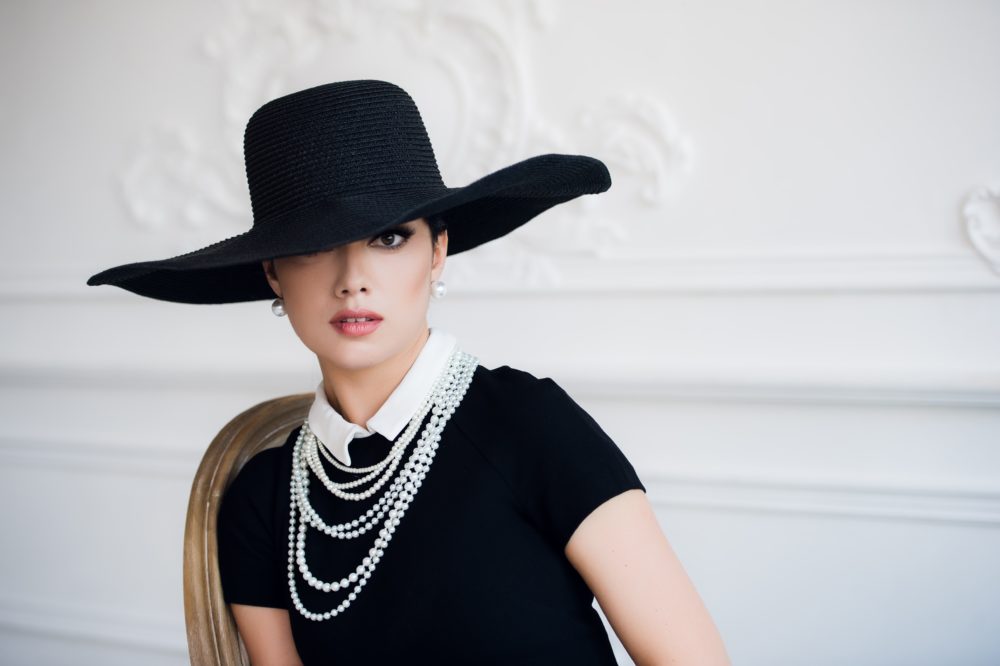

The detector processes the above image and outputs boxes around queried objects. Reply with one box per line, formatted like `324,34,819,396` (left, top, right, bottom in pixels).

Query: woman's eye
371,227,414,250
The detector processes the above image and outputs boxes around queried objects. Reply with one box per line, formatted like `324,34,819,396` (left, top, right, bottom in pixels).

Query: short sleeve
216,447,286,609
514,377,646,550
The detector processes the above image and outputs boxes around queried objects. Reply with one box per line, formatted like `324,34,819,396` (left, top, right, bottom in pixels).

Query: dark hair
424,213,448,248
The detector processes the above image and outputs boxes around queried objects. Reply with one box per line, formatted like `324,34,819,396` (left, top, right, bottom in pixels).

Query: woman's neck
318,327,430,427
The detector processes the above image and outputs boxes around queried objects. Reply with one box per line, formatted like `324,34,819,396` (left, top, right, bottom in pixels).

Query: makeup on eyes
298,226,414,258
372,225,414,251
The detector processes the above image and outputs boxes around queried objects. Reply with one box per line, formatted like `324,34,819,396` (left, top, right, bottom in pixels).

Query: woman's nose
333,242,370,296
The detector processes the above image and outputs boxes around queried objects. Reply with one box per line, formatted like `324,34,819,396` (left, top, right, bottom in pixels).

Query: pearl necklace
287,347,479,621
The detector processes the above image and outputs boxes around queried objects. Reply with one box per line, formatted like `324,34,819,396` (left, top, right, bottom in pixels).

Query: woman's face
262,218,447,373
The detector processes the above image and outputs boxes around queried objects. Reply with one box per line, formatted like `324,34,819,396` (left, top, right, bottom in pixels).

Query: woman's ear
431,229,448,281
262,259,282,298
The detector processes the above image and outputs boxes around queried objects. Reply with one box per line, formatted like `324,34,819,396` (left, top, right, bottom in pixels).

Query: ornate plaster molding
963,184,1000,276
118,0,690,283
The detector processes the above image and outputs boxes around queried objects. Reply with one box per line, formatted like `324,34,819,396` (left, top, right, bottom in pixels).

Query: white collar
307,327,458,466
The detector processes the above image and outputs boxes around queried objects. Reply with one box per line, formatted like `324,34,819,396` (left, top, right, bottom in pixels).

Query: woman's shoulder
460,362,645,549
470,362,562,402
222,425,300,499
459,362,585,436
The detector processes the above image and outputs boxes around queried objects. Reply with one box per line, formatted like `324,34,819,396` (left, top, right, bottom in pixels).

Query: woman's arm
565,489,732,666
230,604,304,666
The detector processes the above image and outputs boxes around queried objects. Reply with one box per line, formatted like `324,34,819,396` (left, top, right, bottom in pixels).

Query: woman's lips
331,317,382,337
330,308,382,337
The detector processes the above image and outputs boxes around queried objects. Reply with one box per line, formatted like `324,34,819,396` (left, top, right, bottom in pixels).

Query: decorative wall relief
506,92,694,258
118,0,690,286
120,124,249,254
963,184,1000,276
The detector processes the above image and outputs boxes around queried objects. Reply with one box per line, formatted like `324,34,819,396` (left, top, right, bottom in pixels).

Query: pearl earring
271,297,287,316
430,280,447,299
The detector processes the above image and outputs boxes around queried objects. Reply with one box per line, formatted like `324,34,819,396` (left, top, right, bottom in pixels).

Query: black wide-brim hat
87,79,611,304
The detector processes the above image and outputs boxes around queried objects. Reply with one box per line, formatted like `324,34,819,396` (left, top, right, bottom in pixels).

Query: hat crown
243,79,446,225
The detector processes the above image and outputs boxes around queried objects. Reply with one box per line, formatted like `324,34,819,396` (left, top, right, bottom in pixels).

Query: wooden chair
183,393,312,665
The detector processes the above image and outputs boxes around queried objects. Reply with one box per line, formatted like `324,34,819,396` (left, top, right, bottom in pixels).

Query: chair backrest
183,392,313,666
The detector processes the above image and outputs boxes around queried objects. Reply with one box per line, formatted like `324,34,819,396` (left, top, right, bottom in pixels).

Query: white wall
1,1,998,664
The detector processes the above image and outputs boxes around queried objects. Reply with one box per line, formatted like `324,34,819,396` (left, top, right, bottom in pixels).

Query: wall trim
6,250,999,299
0,435,199,479
644,475,1000,527
1,434,997,526
2,363,997,408
0,594,187,656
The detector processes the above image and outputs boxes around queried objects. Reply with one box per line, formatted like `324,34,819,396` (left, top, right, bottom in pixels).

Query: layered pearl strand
287,347,478,621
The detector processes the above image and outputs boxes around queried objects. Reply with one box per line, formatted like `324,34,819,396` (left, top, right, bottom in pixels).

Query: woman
88,80,730,665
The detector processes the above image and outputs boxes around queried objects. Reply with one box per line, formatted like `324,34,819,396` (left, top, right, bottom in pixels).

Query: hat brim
86,153,610,304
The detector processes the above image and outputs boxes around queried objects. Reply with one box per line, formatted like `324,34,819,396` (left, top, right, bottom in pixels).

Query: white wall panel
1,0,998,664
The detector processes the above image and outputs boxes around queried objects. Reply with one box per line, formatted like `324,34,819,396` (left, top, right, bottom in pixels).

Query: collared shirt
306,327,458,466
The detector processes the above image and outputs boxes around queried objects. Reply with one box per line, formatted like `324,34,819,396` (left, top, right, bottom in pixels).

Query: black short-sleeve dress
217,363,646,665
